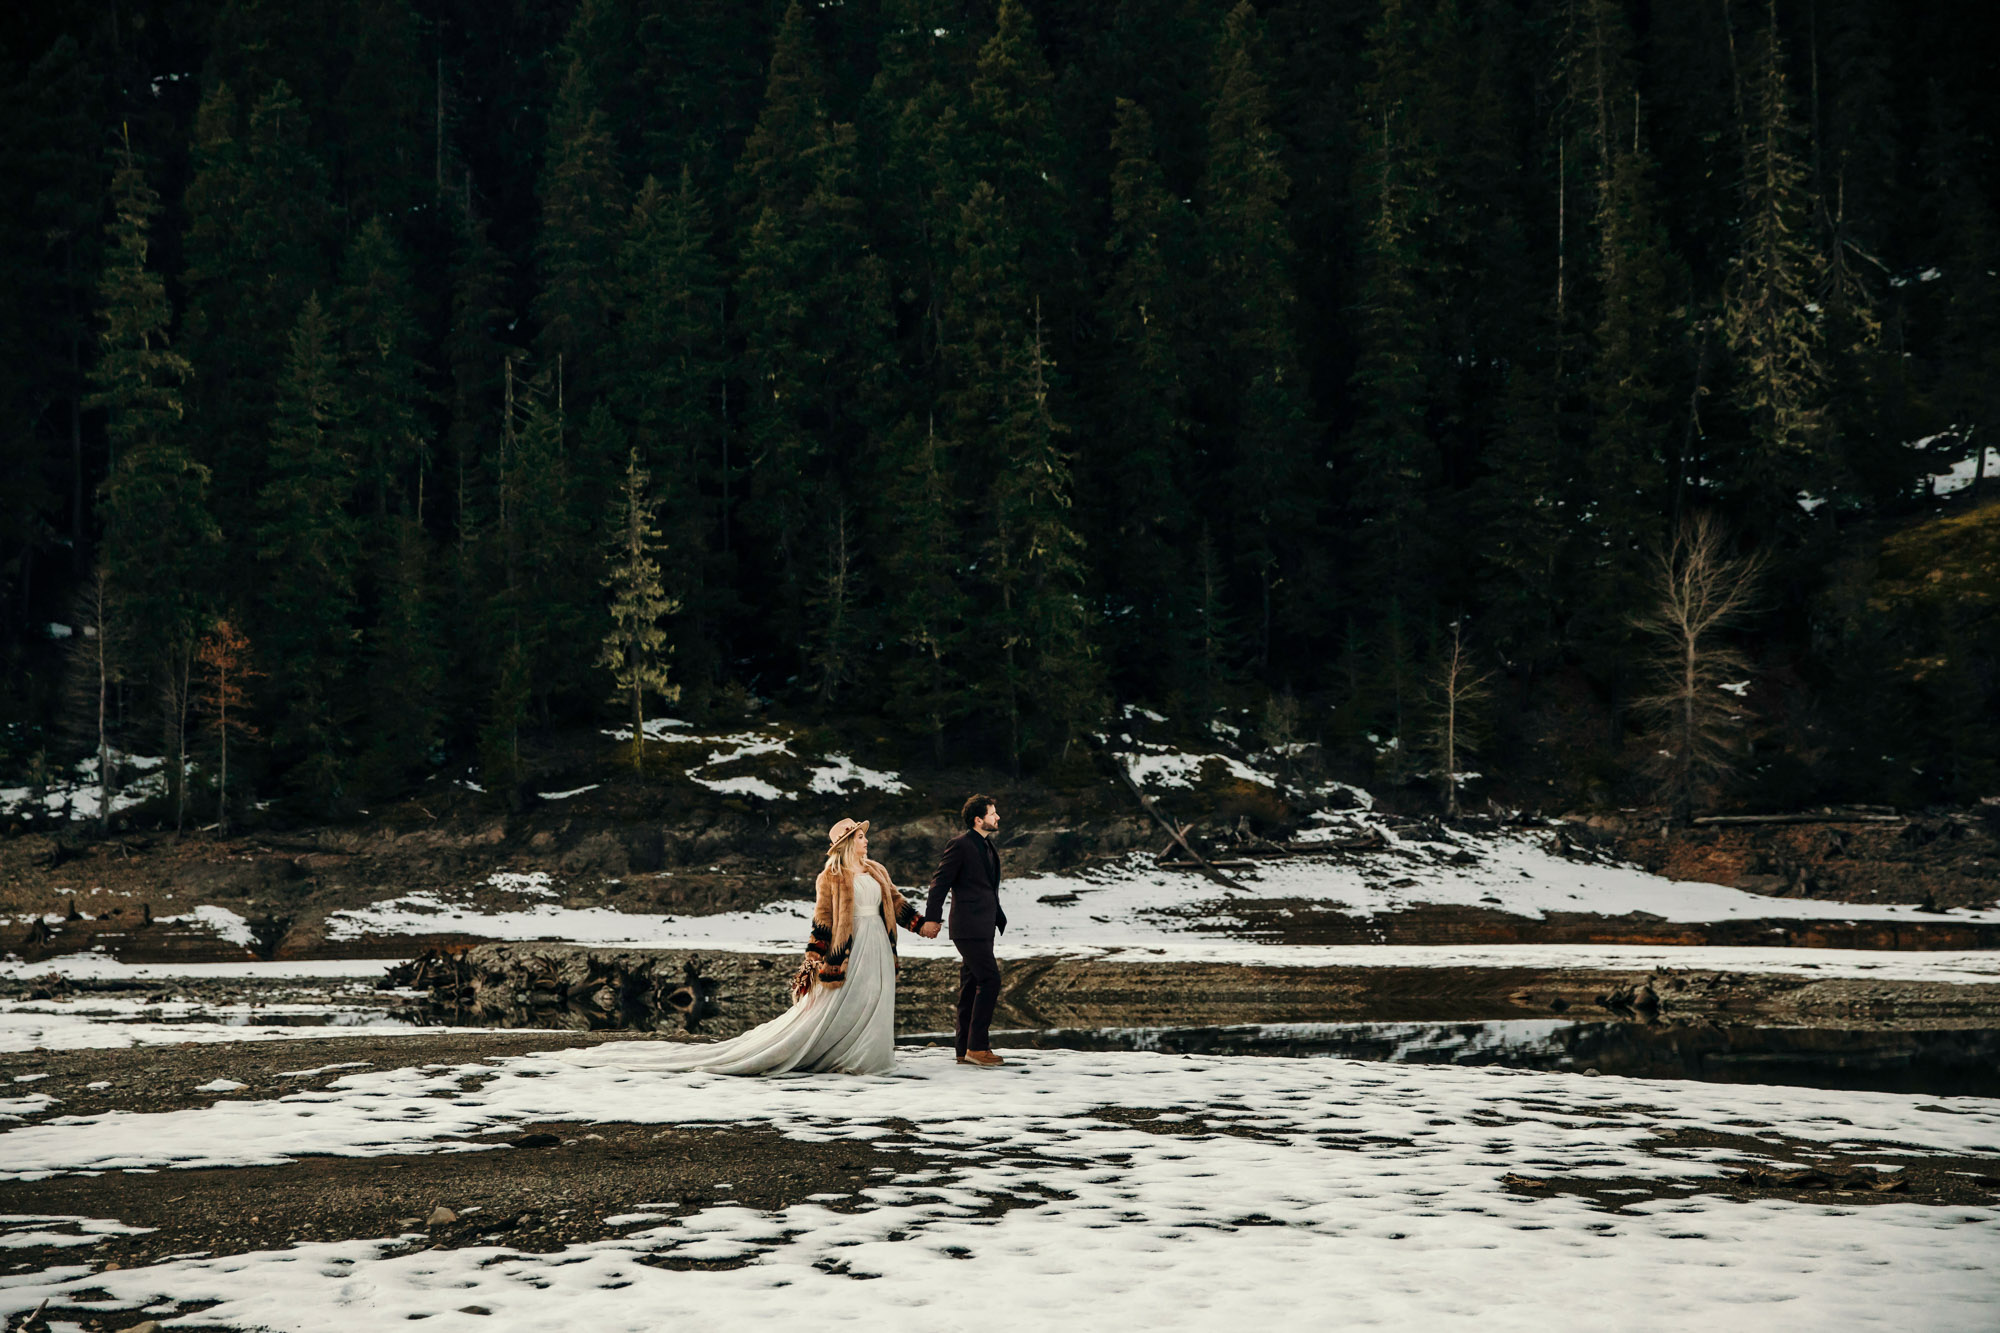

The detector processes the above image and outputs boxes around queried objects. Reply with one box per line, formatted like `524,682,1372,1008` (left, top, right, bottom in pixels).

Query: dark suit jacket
925,829,1005,941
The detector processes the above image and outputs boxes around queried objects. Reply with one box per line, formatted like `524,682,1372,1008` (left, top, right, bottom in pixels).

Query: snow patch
536,785,601,801
806,754,908,796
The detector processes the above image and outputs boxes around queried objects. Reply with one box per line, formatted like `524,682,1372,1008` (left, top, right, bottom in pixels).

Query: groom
922,794,1007,1067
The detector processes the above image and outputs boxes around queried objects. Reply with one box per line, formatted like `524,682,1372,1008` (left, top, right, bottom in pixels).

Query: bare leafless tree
1426,621,1492,818
1632,513,1766,824
63,567,124,834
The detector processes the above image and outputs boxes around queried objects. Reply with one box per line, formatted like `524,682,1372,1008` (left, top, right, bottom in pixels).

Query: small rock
395,1217,422,1229
1582,1068,1602,1077
428,1206,457,1226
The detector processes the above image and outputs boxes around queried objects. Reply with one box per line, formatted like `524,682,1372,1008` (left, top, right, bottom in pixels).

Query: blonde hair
826,830,866,885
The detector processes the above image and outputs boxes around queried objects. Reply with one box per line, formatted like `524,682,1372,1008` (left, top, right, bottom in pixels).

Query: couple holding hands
564,794,1009,1077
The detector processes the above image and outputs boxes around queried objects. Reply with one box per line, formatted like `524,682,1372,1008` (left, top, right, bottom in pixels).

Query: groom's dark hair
961,794,995,829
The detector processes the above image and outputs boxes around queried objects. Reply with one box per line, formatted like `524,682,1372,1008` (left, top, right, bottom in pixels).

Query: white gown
557,873,897,1076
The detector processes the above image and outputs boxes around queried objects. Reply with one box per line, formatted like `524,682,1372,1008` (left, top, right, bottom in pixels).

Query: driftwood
1111,761,1246,890
1693,810,1903,827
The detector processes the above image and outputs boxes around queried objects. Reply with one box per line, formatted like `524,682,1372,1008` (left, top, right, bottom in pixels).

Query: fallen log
1693,811,1903,827
1110,760,1246,891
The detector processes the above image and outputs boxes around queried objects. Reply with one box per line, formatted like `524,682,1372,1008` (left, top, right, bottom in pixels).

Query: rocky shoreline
390,941,2000,1037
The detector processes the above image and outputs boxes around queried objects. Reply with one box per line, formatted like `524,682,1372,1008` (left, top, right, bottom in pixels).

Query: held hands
918,920,941,938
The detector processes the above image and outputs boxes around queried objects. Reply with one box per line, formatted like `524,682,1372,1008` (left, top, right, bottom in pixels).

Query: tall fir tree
179,79,336,584
615,169,726,697
1721,1,1827,534
600,448,680,770
1344,0,1441,614
1200,1,1316,673
534,17,627,410
90,133,220,821
983,298,1099,769
735,4,895,697
354,514,443,798
863,0,975,390
1097,98,1197,698
875,412,970,759
334,218,430,523
332,0,431,220
255,293,360,805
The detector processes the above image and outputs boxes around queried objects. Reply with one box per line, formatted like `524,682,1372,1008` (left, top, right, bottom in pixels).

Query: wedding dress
557,872,897,1076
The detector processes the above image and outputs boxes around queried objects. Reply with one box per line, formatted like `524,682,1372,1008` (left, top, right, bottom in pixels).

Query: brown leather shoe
961,1050,1005,1067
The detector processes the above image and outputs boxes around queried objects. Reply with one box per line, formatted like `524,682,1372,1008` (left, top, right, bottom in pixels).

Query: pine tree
534,32,626,399
90,131,220,828
1721,1,1826,534
876,412,969,759
863,0,973,387
601,448,681,770
334,218,430,523
983,297,1099,769
735,5,895,693
631,0,770,191
442,209,514,542
1344,85,1438,607
355,515,444,798
255,293,360,806
1200,2,1316,671
1098,98,1196,696
1582,139,1682,640
333,0,431,220
1340,0,1453,641
484,367,590,729
615,169,725,693
179,80,336,577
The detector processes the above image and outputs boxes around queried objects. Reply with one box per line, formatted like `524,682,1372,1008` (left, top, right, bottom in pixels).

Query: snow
1906,431,2000,497
210,810,2000,978
1930,446,2000,496
535,785,600,801
0,747,169,821
597,719,908,801
0,1096,56,1123
155,905,258,948
0,1048,1994,1329
484,872,556,898
194,1079,246,1093
0,958,405,983
806,753,910,796
1120,748,1273,790
0,999,474,1054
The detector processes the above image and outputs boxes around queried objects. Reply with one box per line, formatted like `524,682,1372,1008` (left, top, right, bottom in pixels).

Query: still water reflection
898,1019,2000,1098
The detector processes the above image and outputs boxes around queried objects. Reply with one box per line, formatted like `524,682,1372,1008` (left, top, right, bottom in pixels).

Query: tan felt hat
827,817,869,851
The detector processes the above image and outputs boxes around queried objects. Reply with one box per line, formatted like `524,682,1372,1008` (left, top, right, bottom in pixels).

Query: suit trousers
953,935,1001,1055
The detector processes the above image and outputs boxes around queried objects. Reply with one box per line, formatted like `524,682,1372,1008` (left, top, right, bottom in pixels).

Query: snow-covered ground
0,995,456,1054
294,815,2000,976
0,748,168,822
1,1047,1995,1330
10,942,2000,990
598,717,909,800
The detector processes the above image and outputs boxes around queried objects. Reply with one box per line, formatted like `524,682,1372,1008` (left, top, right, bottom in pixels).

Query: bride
559,818,932,1076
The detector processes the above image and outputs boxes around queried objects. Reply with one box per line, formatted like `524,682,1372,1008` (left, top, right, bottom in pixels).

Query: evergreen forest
4,0,1998,826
